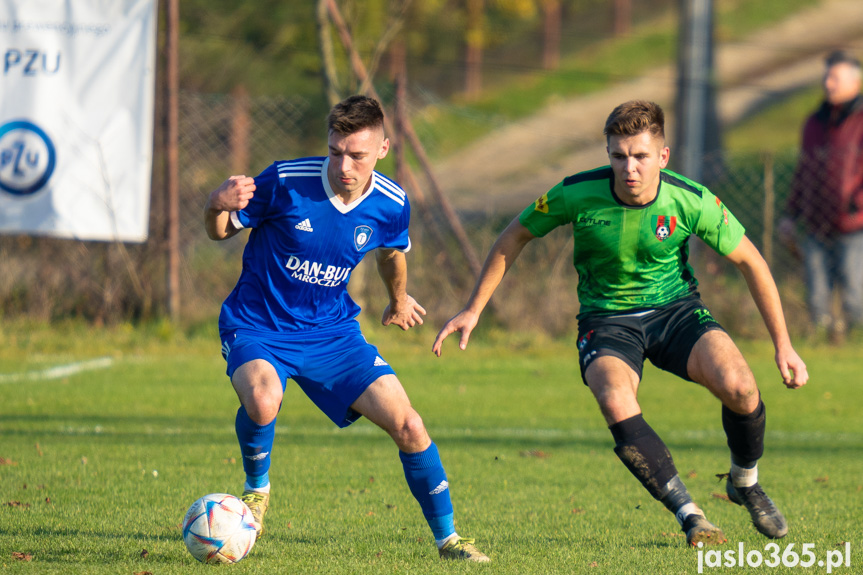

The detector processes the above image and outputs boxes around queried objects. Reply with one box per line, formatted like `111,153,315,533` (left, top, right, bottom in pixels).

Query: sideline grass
0,321,860,574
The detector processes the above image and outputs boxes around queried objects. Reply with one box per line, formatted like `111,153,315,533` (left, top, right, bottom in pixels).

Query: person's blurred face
327,127,389,198
823,62,862,106
607,131,670,205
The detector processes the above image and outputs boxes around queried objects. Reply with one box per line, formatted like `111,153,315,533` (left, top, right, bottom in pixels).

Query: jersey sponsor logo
534,193,549,213
651,215,677,241
354,225,373,251
429,480,449,495
295,218,314,232
576,215,611,227
373,356,388,367
285,255,351,287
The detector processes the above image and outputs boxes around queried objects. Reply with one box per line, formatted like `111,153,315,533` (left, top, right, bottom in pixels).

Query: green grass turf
0,321,860,573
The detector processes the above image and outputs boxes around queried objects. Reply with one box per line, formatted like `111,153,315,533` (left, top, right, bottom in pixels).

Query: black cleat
726,480,788,539
682,514,727,547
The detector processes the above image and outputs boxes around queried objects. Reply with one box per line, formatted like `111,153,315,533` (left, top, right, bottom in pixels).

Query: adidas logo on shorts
373,356,388,367
295,218,313,232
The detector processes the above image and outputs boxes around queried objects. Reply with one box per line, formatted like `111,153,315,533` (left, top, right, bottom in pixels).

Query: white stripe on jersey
277,159,324,177
376,175,406,199
376,186,405,206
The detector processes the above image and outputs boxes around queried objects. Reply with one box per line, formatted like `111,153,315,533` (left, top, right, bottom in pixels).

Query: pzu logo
4,49,61,76
0,120,56,196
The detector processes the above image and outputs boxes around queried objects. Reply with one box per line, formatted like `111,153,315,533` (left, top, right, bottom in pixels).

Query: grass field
1,320,861,574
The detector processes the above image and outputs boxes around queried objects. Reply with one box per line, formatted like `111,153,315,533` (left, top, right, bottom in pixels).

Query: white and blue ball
182,493,257,564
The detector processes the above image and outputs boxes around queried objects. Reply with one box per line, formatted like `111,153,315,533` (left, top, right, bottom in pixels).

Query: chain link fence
0,91,822,338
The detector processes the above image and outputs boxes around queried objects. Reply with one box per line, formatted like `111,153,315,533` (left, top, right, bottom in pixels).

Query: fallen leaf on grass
686,469,698,478
589,561,598,567
835,541,850,547
12,552,32,561
44,497,52,505
134,571,153,575
715,472,730,481
519,450,550,458
369,476,375,483
375,551,382,558
6,501,31,508
35,443,43,456
366,511,375,516
0,458,17,466
571,508,584,514
711,492,731,502
814,476,829,483
221,458,236,464
140,549,149,558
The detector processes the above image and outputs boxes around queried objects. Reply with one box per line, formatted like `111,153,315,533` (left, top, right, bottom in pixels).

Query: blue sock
235,405,275,487
399,442,455,541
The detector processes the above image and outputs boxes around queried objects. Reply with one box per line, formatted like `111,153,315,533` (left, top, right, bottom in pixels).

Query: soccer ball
181,493,257,564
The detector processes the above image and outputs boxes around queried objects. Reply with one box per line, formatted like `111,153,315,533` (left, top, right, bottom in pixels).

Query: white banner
0,0,157,242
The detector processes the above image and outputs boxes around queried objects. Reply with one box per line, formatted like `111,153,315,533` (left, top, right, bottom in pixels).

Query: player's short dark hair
327,95,385,136
825,50,861,70
604,100,665,141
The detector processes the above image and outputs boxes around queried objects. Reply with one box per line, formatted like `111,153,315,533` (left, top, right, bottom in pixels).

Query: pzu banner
0,0,157,242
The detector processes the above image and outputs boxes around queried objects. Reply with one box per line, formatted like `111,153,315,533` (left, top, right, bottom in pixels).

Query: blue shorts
220,326,396,428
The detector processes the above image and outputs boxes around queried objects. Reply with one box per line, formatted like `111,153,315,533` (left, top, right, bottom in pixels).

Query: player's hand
381,295,426,331
432,309,479,357
775,346,808,389
209,176,256,212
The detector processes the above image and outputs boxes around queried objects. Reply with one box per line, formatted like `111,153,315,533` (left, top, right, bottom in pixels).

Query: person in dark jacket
782,50,863,340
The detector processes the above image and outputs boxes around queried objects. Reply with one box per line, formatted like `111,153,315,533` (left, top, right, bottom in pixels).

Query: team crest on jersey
651,215,677,241
534,193,549,214
353,225,373,251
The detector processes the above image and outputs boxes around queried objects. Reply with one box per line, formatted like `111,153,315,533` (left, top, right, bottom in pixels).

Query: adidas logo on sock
429,480,449,495
373,356,388,367
244,451,270,461
295,218,313,232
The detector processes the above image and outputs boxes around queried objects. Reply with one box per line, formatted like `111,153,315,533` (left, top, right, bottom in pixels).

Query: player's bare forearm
376,249,426,330
465,218,536,314
726,236,809,388
204,176,256,240
432,217,535,356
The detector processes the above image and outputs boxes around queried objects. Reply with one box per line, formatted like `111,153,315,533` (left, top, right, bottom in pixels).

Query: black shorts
576,294,725,384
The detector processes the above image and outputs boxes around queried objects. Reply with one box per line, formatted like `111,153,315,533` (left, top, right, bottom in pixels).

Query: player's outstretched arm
432,218,537,357
204,176,256,241
376,248,426,331
725,235,809,389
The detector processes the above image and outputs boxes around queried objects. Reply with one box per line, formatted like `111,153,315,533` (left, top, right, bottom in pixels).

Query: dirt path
432,0,863,215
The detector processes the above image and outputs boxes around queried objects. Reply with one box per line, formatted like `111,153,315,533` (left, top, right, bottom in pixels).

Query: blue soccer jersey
218,156,411,336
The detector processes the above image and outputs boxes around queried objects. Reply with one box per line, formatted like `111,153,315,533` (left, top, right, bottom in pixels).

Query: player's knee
721,366,759,412
391,411,428,449
243,388,282,425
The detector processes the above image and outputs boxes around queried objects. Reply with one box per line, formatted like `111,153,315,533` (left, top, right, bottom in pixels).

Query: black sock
722,399,765,468
609,414,678,500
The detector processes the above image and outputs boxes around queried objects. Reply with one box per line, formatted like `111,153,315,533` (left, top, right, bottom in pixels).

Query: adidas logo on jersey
295,218,313,232
429,480,449,495
373,356,388,367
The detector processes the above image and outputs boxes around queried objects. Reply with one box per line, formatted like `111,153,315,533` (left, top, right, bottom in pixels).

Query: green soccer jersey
519,166,745,318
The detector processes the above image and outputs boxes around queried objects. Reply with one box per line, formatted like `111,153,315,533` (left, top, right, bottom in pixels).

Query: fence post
165,0,180,322
762,151,775,269
231,85,250,175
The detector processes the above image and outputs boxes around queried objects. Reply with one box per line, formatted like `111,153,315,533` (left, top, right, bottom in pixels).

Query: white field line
0,357,114,384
